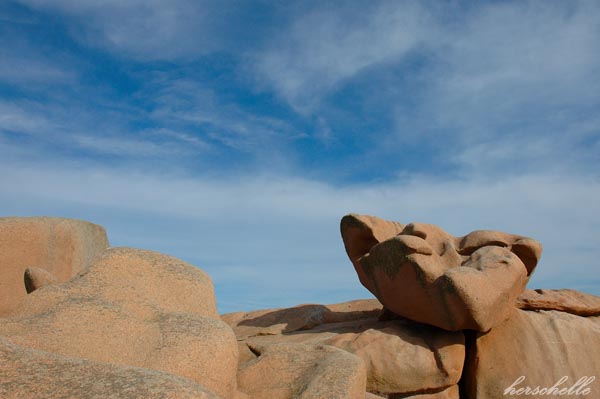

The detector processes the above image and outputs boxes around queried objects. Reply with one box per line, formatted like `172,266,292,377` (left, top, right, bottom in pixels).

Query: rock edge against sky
1,216,599,399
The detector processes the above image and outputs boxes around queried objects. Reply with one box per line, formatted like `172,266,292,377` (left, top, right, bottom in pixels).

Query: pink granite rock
517,288,600,316
341,214,542,331
0,247,238,399
0,217,109,315
224,299,464,398
0,337,220,399
463,309,600,399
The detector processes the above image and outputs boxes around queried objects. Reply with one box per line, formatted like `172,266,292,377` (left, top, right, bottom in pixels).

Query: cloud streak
255,1,600,178
15,0,264,60
2,155,598,312
255,0,431,112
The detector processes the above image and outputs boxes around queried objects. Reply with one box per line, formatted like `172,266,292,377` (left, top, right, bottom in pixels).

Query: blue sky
1,0,599,313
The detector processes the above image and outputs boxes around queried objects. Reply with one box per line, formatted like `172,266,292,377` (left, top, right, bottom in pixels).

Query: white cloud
255,0,431,112
147,77,306,156
72,133,187,157
0,35,76,87
255,0,600,147
0,54,73,87
0,101,58,134
0,99,210,160
16,0,234,60
252,1,600,175
427,1,600,134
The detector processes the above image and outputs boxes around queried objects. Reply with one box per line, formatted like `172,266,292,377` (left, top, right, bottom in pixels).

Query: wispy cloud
252,1,600,178
425,1,600,132
0,101,57,134
254,0,431,112
0,21,77,87
145,76,306,159
255,1,600,112
15,0,249,60
0,51,74,87
0,99,206,161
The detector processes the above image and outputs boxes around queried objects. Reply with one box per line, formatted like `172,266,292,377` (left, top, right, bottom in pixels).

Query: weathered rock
224,299,465,398
391,385,459,399
457,230,541,274
340,214,404,283
341,215,542,331
0,217,109,315
517,288,600,316
326,321,463,395
23,266,58,293
0,337,220,399
463,309,600,399
222,299,383,339
238,342,366,399
0,247,238,399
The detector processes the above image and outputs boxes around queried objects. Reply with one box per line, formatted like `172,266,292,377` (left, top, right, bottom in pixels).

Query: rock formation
0,337,220,399
1,215,599,399
237,342,367,399
0,217,109,315
340,213,542,331
463,308,600,399
516,288,600,316
223,299,465,398
0,247,239,399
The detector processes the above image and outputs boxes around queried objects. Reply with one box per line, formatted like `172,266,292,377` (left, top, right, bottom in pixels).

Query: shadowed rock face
23,267,58,293
223,299,465,399
0,217,109,316
340,214,543,331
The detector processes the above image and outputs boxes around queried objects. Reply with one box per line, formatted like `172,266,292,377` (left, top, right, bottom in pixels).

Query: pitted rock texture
0,247,238,399
391,385,459,399
0,217,109,315
223,299,464,398
0,337,220,399
340,214,542,331
238,342,367,399
463,309,600,399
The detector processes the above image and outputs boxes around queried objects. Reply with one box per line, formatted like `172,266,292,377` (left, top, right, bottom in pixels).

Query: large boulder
0,337,220,399
463,308,600,399
0,247,238,399
223,299,464,398
0,217,109,315
238,342,366,399
340,214,542,331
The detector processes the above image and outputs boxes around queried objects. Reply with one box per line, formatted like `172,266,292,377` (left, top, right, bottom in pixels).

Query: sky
1,0,599,313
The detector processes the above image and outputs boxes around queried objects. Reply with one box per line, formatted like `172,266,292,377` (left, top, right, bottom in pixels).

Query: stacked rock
1,216,599,399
